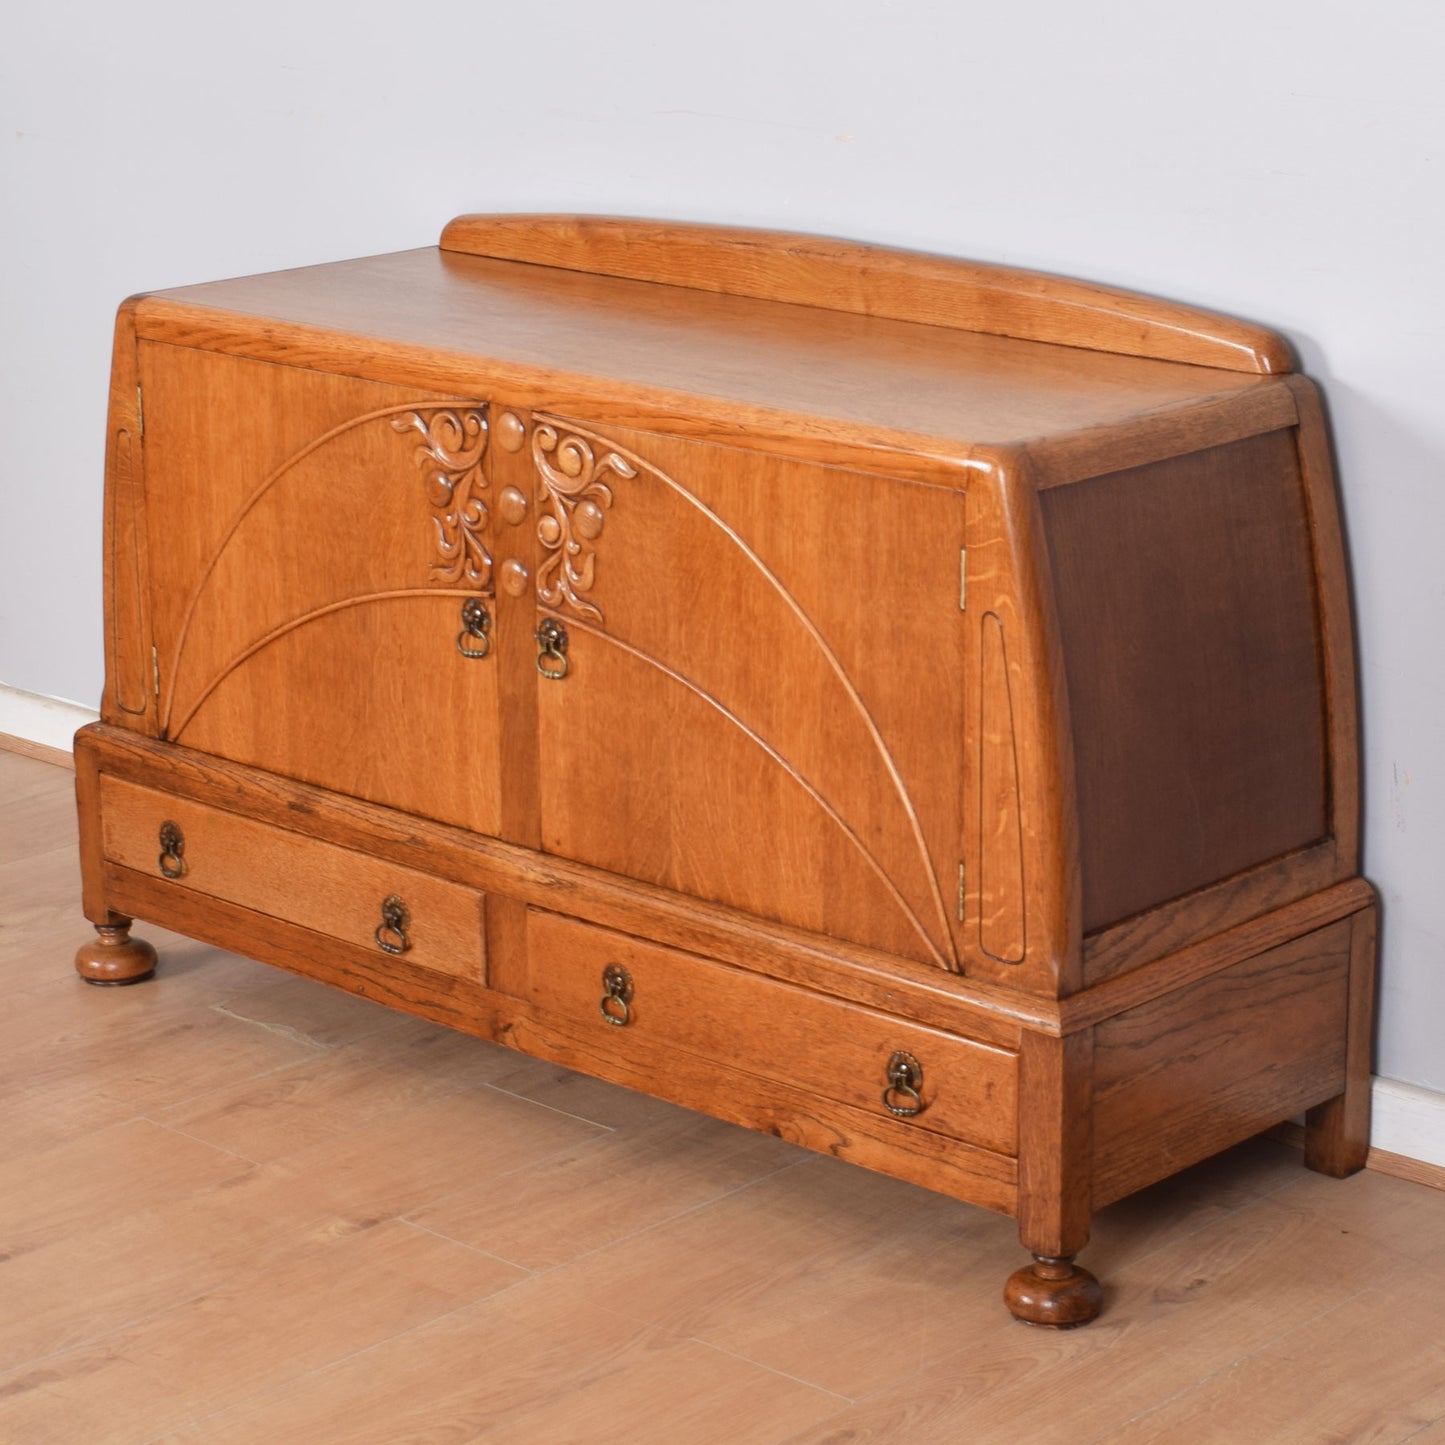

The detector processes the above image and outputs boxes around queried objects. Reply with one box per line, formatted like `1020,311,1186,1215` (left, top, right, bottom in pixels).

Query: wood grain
77,725,1045,1047
99,775,487,982
1041,429,1328,936
9,760,1427,1437
132,248,1281,480
78,218,1375,1332
1092,922,1352,1205
100,298,157,730
0,730,76,769
523,908,1018,1156
440,215,1294,372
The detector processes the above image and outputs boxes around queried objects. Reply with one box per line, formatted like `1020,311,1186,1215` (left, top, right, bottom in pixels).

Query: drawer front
100,777,485,980
525,910,1017,1155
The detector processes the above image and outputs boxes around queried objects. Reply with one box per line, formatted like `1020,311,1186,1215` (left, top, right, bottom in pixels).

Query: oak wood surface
527,419,967,970
1286,374,1363,878
439,215,1294,373
75,218,1375,1332
78,724,1044,1047
99,775,487,982
137,344,504,839
99,299,158,731
1041,429,1328,934
1305,901,1378,1176
524,908,1019,1156
1092,921,1353,1206
133,248,1280,473
11,754,1430,1438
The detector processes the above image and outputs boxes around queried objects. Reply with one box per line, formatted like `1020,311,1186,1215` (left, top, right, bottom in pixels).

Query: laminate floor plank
1105,1264,1445,1444
0,776,81,865
152,1014,529,1164
0,1218,526,1445
0,843,84,976
778,1171,1439,1444
535,1154,1022,1399
0,1118,253,1261
409,1104,805,1270
149,1276,848,1445
5,751,1445,1443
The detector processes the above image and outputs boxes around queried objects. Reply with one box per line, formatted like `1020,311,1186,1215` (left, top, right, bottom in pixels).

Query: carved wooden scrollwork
531,421,637,623
392,408,492,587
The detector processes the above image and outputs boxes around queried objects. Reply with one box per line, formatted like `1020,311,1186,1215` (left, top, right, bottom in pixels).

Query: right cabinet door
527,417,968,969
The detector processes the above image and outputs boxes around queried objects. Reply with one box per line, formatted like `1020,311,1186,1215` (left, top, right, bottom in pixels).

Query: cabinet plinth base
1003,1255,1103,1327
75,921,157,986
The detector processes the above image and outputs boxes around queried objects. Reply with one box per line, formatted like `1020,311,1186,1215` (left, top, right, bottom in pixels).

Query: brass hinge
957,860,966,922
152,646,160,698
136,386,144,439
959,548,967,610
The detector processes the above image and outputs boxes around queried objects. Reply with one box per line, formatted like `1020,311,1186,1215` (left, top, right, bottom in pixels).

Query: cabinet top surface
140,242,1278,463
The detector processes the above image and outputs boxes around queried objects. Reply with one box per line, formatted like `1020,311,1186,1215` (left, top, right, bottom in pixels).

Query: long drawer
98,776,487,980
524,909,1018,1156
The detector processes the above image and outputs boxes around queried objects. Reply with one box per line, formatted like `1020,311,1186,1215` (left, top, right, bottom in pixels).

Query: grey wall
4,1,1442,1089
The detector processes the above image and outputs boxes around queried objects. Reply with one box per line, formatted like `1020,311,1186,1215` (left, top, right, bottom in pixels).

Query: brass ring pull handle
158,821,186,878
600,963,634,1026
536,617,569,680
456,598,492,659
882,1050,926,1117
375,895,411,955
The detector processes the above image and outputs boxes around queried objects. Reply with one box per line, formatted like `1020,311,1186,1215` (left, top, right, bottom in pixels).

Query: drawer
525,910,1017,1155
99,776,486,980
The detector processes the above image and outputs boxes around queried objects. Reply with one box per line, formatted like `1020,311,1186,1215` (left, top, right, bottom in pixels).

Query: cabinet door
140,345,503,836
526,416,967,969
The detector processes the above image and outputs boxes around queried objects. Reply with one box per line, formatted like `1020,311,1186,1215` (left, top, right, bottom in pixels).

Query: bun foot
75,920,157,986
1004,1254,1102,1327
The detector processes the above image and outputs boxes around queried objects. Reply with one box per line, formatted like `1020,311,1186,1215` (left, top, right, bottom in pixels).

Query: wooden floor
4,748,1445,1444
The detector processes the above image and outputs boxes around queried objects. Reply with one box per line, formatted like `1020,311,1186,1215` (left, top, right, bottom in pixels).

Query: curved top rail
439,215,1293,375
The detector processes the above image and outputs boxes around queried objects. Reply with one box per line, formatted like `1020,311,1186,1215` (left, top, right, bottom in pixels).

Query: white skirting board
1372,1078,1445,1171
0,682,98,753
2,675,1443,1172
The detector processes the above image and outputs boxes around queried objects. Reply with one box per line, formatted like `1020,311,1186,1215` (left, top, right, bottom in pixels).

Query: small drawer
99,776,485,980
525,910,1017,1156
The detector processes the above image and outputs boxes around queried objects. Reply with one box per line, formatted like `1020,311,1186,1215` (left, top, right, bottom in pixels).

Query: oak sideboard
74,215,1376,1325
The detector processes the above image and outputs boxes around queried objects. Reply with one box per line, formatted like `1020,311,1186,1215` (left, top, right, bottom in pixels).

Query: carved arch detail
531,414,959,969
162,400,490,736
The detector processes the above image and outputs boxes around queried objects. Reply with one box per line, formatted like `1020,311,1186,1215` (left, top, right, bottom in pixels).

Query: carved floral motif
392,407,491,587
531,422,637,623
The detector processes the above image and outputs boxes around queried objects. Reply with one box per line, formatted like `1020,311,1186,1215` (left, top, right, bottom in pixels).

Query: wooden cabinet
74,216,1377,1325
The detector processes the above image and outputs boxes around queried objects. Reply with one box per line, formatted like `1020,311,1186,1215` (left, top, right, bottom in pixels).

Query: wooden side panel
527,418,968,970
960,457,1080,998
100,302,157,728
100,776,486,981
1092,921,1351,1206
979,613,1025,962
138,344,503,836
1041,430,1328,939
1286,376,1362,877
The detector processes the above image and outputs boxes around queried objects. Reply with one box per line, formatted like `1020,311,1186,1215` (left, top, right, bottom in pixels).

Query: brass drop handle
456,598,492,659
375,895,411,955
536,617,569,680
600,963,634,1026
158,821,186,878
882,1050,926,1117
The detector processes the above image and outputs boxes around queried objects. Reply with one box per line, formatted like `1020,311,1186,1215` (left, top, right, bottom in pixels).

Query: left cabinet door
139,345,503,836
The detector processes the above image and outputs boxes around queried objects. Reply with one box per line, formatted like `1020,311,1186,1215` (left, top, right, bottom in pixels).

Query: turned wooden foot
75,919,157,986
1004,1254,1103,1327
